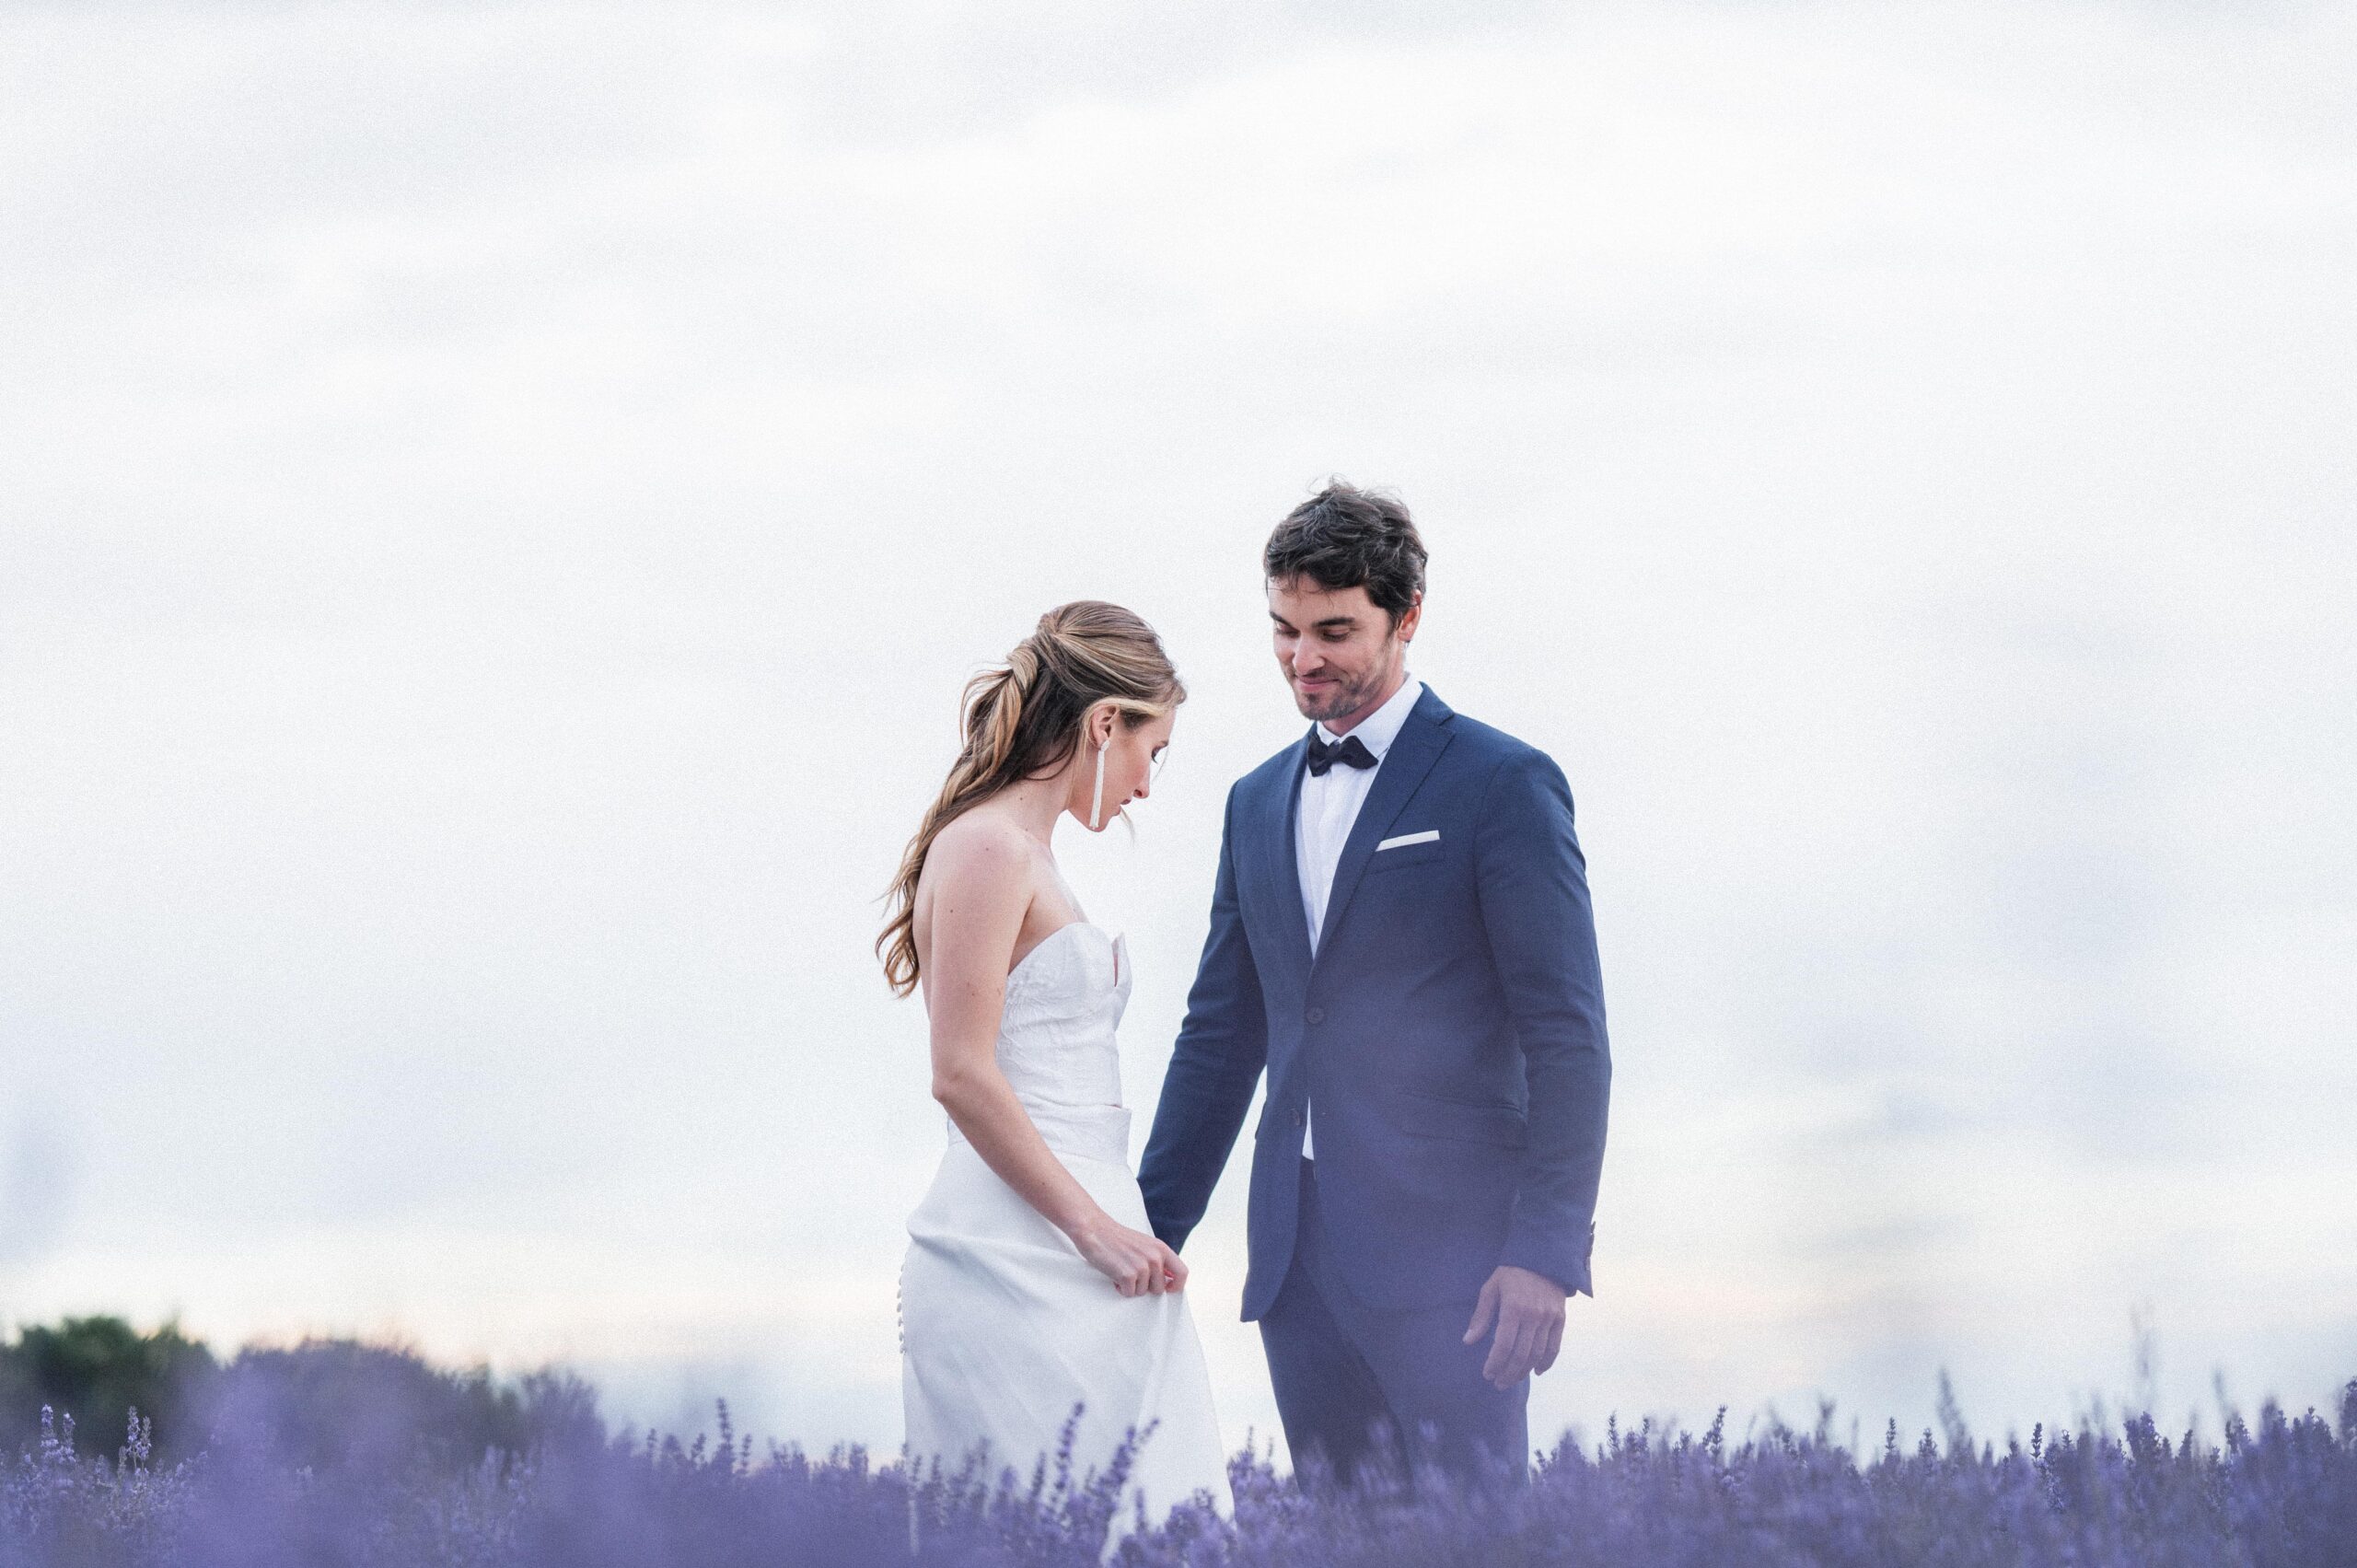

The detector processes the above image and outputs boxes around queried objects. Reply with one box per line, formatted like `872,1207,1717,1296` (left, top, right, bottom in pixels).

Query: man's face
1266,575,1420,728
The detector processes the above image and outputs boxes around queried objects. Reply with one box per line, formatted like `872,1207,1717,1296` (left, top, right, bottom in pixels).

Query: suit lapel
1311,686,1455,965
1258,740,1315,984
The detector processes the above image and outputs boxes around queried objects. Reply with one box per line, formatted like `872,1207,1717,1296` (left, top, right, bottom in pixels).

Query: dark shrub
0,1318,217,1465
185,1338,607,1478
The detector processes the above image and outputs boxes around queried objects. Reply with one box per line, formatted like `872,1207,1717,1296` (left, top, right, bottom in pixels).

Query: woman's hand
1069,1213,1189,1297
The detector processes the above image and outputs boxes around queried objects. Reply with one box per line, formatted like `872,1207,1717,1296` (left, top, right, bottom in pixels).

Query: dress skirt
900,1098,1233,1551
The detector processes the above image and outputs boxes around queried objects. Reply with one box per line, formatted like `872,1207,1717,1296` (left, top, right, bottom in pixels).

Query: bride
881,600,1234,1546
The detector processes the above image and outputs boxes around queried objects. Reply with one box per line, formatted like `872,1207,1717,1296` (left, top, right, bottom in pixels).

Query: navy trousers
1259,1156,1530,1492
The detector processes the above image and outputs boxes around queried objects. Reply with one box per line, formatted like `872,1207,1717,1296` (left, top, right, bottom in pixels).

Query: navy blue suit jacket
1138,684,1611,1321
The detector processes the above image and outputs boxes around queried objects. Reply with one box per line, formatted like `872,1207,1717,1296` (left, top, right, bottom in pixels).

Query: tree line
1,1315,603,1473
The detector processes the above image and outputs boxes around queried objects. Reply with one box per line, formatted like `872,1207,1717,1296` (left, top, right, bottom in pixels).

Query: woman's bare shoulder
922,807,1039,900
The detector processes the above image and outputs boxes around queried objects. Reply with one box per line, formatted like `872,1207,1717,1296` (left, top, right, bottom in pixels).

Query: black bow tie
1306,731,1377,776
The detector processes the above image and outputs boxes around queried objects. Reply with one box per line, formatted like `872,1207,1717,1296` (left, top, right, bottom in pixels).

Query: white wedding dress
900,921,1233,1548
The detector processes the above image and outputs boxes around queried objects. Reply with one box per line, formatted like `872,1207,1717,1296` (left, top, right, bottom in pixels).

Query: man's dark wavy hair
1263,479,1428,629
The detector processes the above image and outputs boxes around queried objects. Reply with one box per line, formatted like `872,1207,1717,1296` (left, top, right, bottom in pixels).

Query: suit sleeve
1137,782,1270,1254
1474,748,1610,1297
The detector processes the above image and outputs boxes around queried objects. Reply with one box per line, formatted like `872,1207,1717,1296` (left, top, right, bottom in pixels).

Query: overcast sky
5,0,2353,1463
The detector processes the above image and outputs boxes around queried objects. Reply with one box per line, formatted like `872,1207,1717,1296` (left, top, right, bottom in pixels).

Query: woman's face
1072,704,1175,830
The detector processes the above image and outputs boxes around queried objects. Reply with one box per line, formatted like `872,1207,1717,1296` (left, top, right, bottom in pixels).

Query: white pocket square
1376,830,1440,851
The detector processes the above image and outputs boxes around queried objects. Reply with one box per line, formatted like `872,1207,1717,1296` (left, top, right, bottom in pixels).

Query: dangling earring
1089,727,1109,830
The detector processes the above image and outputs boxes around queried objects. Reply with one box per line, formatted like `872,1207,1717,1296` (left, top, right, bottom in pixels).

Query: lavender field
5,1336,2351,1568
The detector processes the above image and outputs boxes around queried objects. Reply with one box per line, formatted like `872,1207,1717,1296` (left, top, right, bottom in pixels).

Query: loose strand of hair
875,667,1028,997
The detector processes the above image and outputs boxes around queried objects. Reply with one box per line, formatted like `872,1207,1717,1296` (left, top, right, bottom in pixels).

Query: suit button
1293,1108,1305,1127
1306,1006,1326,1025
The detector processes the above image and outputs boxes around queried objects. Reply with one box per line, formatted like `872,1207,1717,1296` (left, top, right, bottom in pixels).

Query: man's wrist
1497,1242,1589,1298
1498,1260,1571,1296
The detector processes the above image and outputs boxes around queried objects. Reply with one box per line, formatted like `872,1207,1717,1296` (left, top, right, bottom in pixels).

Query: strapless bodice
945,922,1132,1162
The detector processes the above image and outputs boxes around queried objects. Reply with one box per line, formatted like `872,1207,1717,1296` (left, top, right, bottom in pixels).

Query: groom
1138,482,1610,1490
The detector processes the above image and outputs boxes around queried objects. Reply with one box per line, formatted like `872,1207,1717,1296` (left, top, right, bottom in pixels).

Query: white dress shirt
1295,672,1422,1159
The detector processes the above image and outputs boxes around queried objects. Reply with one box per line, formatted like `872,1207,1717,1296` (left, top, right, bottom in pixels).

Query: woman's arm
923,819,1186,1295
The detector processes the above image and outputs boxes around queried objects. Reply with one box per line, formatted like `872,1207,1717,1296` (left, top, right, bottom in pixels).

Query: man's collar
1312,670,1422,760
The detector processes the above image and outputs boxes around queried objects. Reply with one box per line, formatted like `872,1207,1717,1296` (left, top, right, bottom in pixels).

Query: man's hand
1462,1264,1568,1389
